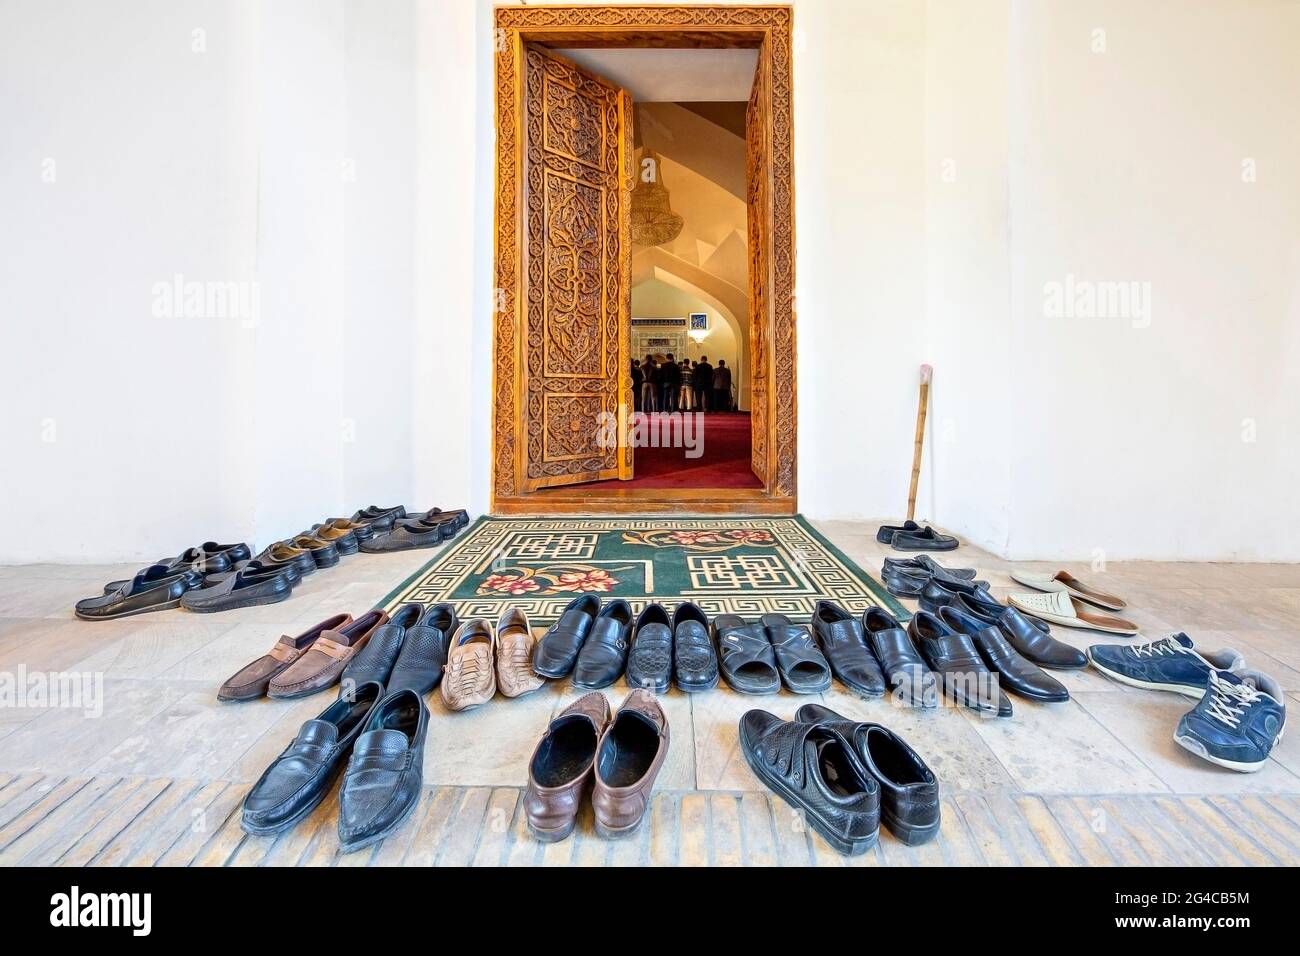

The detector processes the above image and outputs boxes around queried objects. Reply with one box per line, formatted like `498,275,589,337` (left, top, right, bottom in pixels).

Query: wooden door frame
491,4,797,515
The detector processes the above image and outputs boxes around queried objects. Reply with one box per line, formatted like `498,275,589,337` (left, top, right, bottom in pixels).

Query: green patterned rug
379,516,904,624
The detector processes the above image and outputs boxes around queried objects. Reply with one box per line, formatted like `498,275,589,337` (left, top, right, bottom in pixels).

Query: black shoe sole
181,588,293,613
75,597,183,621
882,807,941,846
739,724,879,856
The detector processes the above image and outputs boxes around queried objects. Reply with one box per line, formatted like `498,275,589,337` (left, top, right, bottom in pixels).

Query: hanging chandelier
630,148,684,246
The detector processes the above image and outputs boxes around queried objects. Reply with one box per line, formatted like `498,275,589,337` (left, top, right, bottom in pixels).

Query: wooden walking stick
906,364,933,521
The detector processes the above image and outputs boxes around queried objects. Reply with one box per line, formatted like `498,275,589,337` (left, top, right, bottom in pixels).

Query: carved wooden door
518,44,633,491
746,47,771,487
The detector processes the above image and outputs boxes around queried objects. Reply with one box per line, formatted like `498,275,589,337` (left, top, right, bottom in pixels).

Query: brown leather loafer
592,690,670,838
441,618,496,711
497,608,545,699
218,613,353,702
524,692,611,842
267,610,389,700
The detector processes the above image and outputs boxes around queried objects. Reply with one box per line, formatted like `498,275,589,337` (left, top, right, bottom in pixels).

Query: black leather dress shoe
533,594,601,678
387,602,458,694
954,589,1051,636
180,564,294,612
338,689,428,852
77,565,203,620
890,525,959,552
811,600,886,698
795,703,940,846
203,558,302,588
342,602,421,691
740,710,880,856
626,603,672,693
938,607,1069,702
991,603,1087,670
573,600,633,689
918,577,991,615
359,517,454,553
883,554,978,581
863,607,936,706
241,681,383,835
908,611,1012,717
877,520,924,544
883,566,930,598
351,505,407,532
671,602,718,692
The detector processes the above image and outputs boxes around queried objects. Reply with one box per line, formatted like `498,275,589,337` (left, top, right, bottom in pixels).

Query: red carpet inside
569,411,763,491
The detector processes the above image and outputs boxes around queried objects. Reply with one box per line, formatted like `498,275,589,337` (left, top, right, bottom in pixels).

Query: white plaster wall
4,0,1298,563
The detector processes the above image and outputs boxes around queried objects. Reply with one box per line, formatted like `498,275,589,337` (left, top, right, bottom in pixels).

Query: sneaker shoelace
1132,636,1190,659
1204,671,1263,728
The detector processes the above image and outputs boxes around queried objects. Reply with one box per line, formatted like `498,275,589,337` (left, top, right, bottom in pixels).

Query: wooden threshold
493,486,794,516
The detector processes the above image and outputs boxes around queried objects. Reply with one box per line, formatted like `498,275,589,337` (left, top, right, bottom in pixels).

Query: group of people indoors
631,353,733,413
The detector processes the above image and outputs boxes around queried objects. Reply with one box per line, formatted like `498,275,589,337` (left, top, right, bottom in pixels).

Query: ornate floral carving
543,76,604,168
494,6,796,502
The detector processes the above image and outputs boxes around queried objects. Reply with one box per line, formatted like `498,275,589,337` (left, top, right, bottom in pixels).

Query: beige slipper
1008,590,1139,636
441,618,497,711
1009,570,1127,611
496,608,545,699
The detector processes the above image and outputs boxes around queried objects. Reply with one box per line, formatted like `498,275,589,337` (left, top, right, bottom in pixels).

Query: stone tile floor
0,520,1297,866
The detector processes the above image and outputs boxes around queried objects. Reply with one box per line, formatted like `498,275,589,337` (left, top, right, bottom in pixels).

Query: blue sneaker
1174,669,1286,773
1086,632,1243,697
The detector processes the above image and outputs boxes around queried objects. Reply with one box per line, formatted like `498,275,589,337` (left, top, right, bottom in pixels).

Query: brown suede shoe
496,608,545,699
267,609,389,700
218,613,352,702
441,618,496,711
524,692,612,842
592,690,669,838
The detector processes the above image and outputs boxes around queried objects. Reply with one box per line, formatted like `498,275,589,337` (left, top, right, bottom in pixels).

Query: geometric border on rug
377,515,908,625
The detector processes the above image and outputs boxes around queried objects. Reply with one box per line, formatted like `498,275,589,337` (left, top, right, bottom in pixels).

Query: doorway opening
490,6,796,515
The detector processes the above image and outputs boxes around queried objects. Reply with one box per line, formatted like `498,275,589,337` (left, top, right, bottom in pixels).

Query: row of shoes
74,505,465,621
241,681,428,853
740,704,940,856
533,596,721,692
876,520,958,552
1088,633,1287,773
524,690,669,842
218,601,546,708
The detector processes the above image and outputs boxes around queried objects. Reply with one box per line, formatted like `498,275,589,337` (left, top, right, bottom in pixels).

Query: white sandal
1008,590,1139,636
1009,570,1127,611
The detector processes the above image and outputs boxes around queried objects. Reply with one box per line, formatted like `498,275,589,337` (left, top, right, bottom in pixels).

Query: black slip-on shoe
351,505,407,532
795,703,940,846
573,600,633,690
337,689,428,853
358,517,453,553
626,603,672,693
671,602,718,692
180,565,294,612
908,611,1012,717
891,525,959,552
533,594,601,679
341,602,422,691
241,681,383,836
862,606,937,707
810,600,886,698
77,565,202,621
882,554,978,581
939,606,1069,702
386,602,458,694
102,541,251,593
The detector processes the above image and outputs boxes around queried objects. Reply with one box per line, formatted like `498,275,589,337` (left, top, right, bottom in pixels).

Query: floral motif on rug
379,516,904,624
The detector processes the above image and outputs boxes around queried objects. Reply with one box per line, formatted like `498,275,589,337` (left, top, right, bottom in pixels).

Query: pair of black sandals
712,613,832,694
